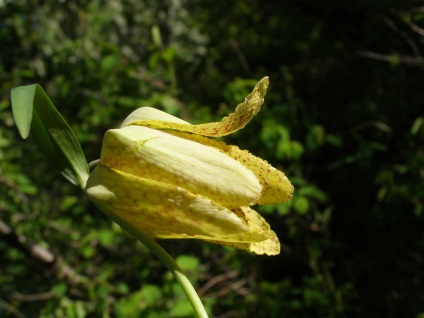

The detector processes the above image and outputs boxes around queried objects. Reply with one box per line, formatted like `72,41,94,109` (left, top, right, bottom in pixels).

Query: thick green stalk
107,215,209,318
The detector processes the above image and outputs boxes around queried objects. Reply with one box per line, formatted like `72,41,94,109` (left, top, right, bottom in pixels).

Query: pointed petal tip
206,233,280,256
201,206,280,255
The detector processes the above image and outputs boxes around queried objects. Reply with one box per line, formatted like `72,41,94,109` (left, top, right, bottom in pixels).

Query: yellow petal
165,131,294,204
85,165,249,238
209,234,280,256
206,207,280,255
101,126,262,209
220,206,276,243
191,206,277,245
124,77,269,137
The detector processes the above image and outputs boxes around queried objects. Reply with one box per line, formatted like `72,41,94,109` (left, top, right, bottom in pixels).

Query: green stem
113,218,209,318
88,159,100,171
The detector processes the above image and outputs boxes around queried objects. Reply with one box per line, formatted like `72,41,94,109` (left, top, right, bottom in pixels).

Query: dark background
1,1,423,317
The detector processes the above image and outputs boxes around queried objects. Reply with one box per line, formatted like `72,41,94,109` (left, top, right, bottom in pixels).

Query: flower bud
86,77,293,255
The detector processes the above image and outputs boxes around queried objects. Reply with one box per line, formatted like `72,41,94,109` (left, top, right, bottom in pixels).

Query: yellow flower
85,77,293,255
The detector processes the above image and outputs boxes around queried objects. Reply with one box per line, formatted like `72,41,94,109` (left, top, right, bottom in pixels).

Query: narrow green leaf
11,85,35,139
10,84,89,188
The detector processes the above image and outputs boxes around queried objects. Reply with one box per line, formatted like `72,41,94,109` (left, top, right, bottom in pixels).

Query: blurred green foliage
1,0,424,317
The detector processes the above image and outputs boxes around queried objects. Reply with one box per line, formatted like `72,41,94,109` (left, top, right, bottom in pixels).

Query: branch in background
357,51,424,66
197,269,249,298
0,219,87,288
0,174,30,206
0,219,54,264
207,277,249,298
0,297,26,318
197,270,240,296
9,291,56,302
409,23,424,37
382,16,421,56
350,120,392,134
230,39,250,73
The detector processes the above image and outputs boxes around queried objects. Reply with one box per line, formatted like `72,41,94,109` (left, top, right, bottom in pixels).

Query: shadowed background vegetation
1,1,424,317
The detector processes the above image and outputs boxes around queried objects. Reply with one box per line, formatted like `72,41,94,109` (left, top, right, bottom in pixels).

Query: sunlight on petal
100,126,262,209
166,130,294,204
120,106,189,128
